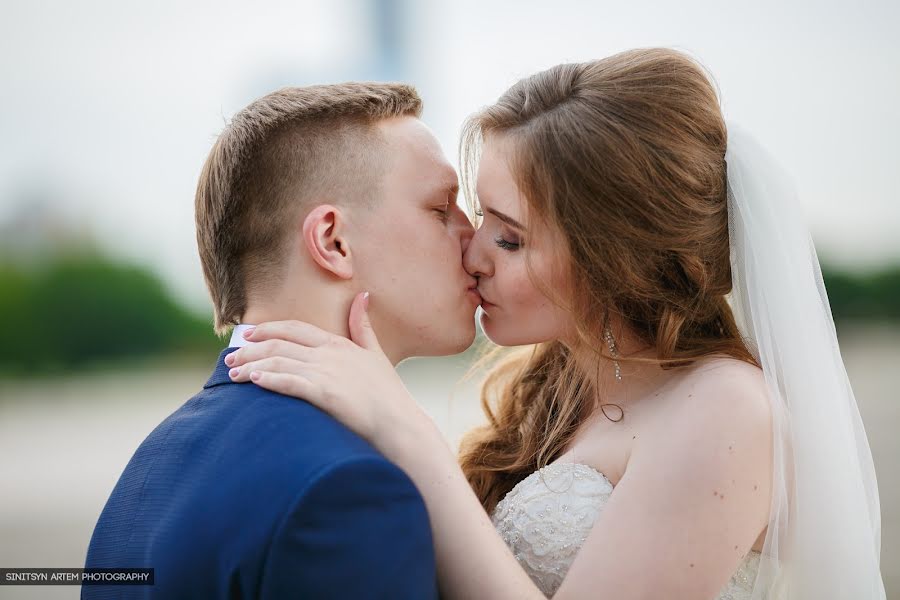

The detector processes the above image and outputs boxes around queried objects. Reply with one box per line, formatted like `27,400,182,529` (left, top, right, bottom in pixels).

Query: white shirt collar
228,324,257,348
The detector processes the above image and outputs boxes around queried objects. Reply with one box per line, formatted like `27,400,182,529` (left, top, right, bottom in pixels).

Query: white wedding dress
491,462,762,599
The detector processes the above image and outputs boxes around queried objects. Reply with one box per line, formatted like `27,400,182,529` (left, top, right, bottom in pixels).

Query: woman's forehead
476,140,523,213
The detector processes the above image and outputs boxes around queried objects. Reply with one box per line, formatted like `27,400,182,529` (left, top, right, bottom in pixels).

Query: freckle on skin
713,491,718,496
690,563,695,568
753,485,758,490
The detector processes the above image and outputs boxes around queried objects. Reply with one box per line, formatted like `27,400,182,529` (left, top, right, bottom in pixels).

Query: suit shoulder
278,454,428,536
260,456,436,599
197,382,385,459
304,454,420,496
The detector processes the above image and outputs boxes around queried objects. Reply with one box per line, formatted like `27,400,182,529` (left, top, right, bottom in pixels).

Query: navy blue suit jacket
83,348,438,599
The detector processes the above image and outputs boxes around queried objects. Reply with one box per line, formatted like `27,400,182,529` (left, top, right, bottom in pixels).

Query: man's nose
456,212,476,254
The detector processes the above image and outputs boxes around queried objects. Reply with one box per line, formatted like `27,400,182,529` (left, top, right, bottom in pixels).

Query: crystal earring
603,323,622,382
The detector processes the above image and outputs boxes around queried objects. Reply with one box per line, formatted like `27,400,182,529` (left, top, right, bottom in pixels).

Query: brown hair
195,83,422,336
457,48,759,514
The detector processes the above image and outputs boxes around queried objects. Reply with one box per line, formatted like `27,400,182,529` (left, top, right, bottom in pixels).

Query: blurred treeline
0,252,898,377
0,252,221,377
823,268,900,322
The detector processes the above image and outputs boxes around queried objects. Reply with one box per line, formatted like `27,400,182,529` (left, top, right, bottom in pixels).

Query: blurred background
1,0,898,598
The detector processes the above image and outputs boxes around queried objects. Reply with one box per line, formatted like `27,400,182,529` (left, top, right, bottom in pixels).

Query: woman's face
463,135,574,346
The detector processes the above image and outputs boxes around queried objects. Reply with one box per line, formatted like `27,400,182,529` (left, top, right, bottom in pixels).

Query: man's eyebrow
486,207,524,230
432,182,459,202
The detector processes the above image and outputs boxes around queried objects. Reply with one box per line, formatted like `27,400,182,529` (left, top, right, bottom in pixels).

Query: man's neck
238,300,406,366
240,304,350,343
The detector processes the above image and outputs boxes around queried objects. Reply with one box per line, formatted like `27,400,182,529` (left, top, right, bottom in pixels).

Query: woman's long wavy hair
457,48,760,515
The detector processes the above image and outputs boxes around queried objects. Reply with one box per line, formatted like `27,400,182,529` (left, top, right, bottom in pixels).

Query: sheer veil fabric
724,123,886,599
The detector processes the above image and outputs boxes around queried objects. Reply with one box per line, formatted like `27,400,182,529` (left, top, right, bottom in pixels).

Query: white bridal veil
724,123,886,599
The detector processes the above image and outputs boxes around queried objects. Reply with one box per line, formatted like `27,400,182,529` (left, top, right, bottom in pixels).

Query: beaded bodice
490,462,761,598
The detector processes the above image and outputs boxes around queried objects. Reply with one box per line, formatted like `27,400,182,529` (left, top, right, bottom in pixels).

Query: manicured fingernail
250,371,261,381
243,327,256,339
229,368,240,378
224,354,235,366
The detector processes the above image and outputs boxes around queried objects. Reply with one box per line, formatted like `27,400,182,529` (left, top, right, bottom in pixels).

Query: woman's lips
467,287,482,305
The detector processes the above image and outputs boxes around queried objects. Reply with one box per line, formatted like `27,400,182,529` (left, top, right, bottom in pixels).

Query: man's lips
466,283,482,304
476,290,495,309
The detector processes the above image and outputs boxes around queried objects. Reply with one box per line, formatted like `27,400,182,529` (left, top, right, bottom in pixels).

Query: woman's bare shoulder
653,354,772,444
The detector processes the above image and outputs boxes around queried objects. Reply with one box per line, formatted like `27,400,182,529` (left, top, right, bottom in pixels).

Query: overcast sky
1,0,898,310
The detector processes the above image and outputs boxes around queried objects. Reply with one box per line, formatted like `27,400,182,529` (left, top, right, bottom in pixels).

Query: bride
225,48,886,599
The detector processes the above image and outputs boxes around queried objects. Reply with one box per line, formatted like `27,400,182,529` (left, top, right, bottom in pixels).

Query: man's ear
301,204,353,280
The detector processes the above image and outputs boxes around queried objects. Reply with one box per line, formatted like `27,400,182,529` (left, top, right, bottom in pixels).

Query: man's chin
421,326,477,358
452,328,478,354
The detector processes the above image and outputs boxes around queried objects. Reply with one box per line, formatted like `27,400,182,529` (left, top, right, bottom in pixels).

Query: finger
243,320,332,347
228,356,307,383
249,371,318,402
348,291,382,352
225,339,312,368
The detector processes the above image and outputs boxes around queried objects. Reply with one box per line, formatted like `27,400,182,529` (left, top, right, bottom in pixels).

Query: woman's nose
463,230,492,278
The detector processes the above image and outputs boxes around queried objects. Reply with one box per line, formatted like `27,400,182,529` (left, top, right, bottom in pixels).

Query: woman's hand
225,292,427,450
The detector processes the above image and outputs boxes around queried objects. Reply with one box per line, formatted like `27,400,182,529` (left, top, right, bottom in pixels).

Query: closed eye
494,236,520,251
435,204,451,223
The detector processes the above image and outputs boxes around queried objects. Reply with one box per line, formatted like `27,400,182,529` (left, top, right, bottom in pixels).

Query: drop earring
603,323,622,382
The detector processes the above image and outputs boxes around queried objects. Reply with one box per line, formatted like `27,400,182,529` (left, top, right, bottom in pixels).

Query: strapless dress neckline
490,461,762,598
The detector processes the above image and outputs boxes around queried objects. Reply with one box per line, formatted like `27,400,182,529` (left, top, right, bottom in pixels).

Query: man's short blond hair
195,83,422,336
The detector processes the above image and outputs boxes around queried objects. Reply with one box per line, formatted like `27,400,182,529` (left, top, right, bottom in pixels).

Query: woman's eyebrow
486,207,524,230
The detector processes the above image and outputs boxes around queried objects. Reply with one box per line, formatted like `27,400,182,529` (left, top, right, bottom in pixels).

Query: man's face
350,116,479,361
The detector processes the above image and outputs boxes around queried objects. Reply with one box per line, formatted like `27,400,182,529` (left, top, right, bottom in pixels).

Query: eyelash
494,236,520,251
474,205,521,250
435,206,451,223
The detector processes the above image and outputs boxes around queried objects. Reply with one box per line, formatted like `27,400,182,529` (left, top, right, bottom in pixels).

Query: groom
83,83,480,598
